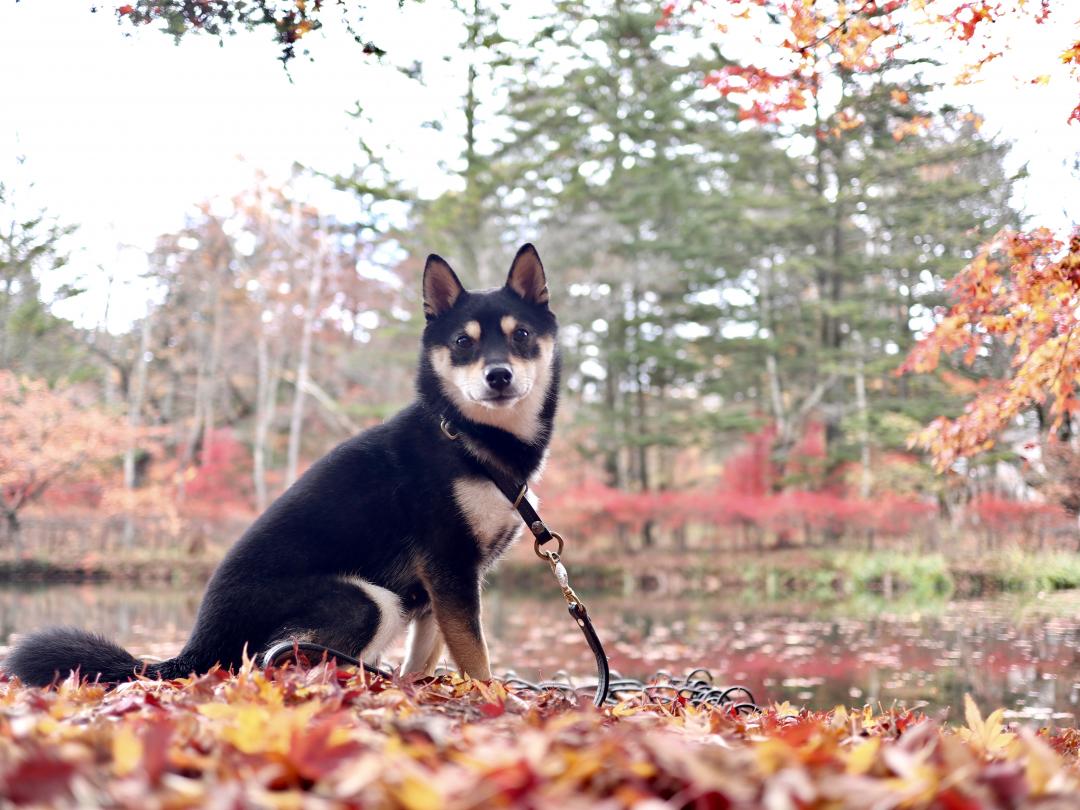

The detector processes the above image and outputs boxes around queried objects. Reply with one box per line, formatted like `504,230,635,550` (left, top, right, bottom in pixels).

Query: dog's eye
513,327,530,341
455,334,474,348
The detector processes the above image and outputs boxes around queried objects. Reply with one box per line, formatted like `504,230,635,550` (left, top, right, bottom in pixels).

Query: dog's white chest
452,477,537,551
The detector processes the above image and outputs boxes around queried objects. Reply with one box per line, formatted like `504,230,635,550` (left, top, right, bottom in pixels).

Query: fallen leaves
2,658,1080,808
960,692,1015,754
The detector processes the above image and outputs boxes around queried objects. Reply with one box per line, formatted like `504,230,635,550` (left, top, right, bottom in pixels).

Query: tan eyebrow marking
500,316,518,336
464,320,481,341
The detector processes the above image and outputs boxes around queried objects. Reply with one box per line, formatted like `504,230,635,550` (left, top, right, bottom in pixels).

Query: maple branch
795,0,882,56
1051,324,1078,401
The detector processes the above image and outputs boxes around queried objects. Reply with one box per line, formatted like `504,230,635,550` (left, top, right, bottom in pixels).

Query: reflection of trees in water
5,586,1080,719
0,585,202,658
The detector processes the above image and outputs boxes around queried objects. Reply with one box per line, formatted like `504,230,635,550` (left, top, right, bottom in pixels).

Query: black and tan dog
5,244,559,686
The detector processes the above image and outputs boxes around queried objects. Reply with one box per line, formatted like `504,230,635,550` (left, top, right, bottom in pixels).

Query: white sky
1,1,1078,332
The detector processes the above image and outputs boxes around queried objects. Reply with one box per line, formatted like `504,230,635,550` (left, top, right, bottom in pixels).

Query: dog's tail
3,627,185,687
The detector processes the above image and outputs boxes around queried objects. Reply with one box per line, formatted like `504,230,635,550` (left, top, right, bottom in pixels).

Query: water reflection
3,583,1080,723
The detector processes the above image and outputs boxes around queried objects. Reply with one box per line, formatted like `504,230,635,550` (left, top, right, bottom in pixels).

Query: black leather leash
260,415,758,713
440,417,611,708
263,418,611,708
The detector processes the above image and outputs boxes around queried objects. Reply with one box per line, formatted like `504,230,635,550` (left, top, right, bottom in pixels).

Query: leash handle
570,602,610,708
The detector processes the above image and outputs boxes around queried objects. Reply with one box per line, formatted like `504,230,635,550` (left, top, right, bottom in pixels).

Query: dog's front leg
402,609,444,677
426,576,491,680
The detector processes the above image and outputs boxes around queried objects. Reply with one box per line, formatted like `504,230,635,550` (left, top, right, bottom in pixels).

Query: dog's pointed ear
423,254,465,320
505,243,549,306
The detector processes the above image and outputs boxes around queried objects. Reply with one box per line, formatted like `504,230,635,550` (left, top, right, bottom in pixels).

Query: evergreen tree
0,169,81,379
698,66,1019,494
496,0,788,544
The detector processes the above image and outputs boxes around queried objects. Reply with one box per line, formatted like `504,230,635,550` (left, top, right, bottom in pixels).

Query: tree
495,0,779,544
728,90,1016,488
142,175,403,511
661,0,1021,494
669,0,1079,126
900,230,1080,472
0,170,80,378
113,1,390,64
0,373,124,553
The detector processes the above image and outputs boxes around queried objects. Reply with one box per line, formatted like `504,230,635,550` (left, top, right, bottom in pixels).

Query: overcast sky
2,2,1077,332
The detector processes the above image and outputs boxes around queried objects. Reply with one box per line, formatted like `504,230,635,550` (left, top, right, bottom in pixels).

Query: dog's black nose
486,365,513,391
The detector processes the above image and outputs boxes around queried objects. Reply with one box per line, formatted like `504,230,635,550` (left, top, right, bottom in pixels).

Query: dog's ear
423,254,465,320
505,243,549,306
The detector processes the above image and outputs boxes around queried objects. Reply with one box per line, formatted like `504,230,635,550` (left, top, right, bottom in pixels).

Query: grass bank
7,547,1080,600
0,555,217,586
493,548,1080,600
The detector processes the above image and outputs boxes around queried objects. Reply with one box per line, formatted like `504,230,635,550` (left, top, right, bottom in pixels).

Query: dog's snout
485,365,513,391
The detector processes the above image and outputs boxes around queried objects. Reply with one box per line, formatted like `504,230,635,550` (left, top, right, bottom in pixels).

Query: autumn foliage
666,0,1080,127
3,659,1080,807
0,373,125,542
900,229,1080,471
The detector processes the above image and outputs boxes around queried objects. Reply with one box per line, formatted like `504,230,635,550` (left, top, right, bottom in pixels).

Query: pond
2,582,1079,725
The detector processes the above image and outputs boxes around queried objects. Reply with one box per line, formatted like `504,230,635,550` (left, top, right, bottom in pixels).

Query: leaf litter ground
4,660,1080,808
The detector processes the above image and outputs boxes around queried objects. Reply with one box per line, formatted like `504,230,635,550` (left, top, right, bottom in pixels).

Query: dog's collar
439,416,461,441
439,416,556,548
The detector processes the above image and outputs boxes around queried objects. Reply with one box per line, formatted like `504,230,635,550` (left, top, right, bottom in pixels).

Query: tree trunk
253,320,283,512
3,508,20,557
855,339,871,500
602,328,621,488
202,279,225,465
122,313,153,548
285,224,326,488
632,358,655,549
179,280,217,496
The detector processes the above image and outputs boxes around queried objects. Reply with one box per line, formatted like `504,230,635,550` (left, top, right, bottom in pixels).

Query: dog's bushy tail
3,627,181,687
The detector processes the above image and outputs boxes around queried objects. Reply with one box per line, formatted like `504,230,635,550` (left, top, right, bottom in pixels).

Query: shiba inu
5,243,559,686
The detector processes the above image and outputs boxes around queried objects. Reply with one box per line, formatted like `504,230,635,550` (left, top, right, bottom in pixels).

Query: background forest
1,0,1076,587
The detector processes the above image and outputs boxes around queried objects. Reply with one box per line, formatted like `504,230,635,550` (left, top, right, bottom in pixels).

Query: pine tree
699,65,1020,495
0,170,80,378
496,0,785,544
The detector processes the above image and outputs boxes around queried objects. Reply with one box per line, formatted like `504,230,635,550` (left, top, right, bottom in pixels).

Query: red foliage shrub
967,494,1071,537
182,429,253,518
38,481,104,510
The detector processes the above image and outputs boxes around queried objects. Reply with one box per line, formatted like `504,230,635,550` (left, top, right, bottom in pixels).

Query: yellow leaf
845,738,880,774
1018,728,1063,795
199,702,298,755
612,702,649,717
861,705,875,727
112,725,142,777
828,705,849,730
773,701,799,719
630,760,657,778
959,693,1014,753
393,776,442,810
754,739,794,775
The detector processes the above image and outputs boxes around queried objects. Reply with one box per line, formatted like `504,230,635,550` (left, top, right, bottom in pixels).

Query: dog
5,243,559,687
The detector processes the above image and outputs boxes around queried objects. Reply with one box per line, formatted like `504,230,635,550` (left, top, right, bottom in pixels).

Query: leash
262,415,756,713
260,640,755,714
439,416,611,708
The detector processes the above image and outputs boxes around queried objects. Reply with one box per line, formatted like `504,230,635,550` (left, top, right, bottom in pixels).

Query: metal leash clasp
535,532,583,608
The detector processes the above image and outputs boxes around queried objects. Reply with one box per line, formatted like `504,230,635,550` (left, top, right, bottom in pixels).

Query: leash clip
533,530,564,559
439,417,460,440
538,545,584,609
